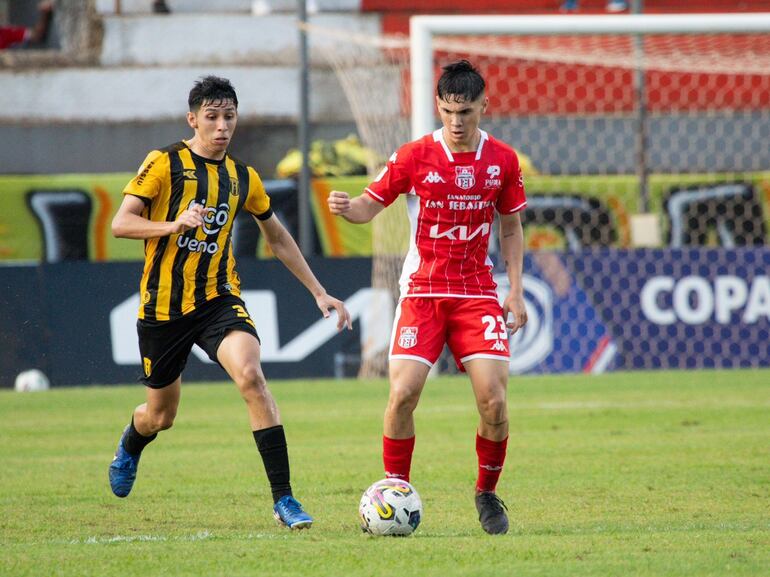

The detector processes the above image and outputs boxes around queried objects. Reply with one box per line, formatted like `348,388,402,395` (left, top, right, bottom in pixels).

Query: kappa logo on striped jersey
422,171,446,184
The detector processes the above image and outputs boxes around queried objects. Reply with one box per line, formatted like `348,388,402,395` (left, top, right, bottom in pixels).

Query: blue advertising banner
505,248,770,374
0,258,380,388
563,248,770,371
2,249,768,387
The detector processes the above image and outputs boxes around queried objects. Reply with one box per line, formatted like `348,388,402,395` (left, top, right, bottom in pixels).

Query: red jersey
366,129,527,299
0,26,28,49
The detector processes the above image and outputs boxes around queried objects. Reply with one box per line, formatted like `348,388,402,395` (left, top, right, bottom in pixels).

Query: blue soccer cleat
273,495,313,530
109,426,141,498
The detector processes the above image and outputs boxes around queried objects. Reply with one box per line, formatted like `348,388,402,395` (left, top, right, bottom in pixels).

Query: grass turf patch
1,369,768,576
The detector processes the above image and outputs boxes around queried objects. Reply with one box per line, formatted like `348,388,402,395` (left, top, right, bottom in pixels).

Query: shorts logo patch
143,357,152,377
490,340,508,352
398,327,418,349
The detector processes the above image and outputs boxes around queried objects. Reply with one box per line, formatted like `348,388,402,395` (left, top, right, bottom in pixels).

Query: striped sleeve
243,166,273,219
123,150,167,202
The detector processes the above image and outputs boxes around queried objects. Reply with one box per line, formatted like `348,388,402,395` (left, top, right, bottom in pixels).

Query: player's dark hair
188,76,238,111
437,60,485,103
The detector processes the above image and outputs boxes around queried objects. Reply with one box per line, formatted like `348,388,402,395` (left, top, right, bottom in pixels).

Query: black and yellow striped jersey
123,141,273,321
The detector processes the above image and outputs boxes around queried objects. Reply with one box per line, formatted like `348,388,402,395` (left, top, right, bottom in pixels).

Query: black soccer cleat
475,491,509,535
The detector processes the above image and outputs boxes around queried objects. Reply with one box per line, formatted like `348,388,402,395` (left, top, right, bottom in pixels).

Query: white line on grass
418,399,770,414
521,400,770,410
65,530,298,546
71,530,212,545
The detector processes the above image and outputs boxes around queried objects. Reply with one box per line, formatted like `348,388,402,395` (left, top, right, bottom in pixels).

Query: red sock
476,433,508,493
383,435,415,482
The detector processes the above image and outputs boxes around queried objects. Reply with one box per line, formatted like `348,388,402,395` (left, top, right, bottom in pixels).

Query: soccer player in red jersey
328,60,528,535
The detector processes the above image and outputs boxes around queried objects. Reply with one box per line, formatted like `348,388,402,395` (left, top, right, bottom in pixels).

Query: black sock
253,425,292,503
122,417,157,456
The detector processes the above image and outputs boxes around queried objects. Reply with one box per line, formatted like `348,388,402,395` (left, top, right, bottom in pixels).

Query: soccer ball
14,369,50,392
359,478,422,536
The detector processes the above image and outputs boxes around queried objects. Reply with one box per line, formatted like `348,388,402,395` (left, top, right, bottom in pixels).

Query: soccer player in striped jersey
109,76,352,530
328,60,528,535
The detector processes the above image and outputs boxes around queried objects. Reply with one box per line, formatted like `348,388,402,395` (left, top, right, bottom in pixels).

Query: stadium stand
0,1,372,175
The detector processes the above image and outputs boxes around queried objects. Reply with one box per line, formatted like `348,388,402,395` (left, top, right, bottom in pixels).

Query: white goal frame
410,13,770,140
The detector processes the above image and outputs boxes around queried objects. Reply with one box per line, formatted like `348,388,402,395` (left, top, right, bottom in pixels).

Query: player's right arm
111,195,206,239
328,145,413,223
327,191,384,224
112,149,206,239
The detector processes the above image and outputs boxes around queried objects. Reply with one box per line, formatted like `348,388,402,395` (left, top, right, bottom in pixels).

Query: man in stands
109,75,351,530
0,1,53,50
327,60,528,535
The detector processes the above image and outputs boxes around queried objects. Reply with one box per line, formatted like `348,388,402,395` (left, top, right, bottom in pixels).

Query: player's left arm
499,212,528,335
255,213,352,331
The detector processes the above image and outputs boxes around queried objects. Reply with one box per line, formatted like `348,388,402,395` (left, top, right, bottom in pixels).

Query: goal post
312,13,770,376
411,13,770,140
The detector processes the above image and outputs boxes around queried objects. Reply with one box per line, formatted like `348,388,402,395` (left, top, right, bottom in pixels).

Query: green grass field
1,370,768,577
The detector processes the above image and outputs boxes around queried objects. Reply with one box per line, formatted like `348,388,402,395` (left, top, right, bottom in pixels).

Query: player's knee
148,410,176,432
236,363,267,395
388,385,420,414
478,395,508,424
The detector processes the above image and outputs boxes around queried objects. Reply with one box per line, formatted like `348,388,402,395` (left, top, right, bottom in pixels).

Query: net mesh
313,24,770,376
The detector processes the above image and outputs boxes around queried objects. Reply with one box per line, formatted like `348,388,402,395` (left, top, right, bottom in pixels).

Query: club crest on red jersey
398,326,418,349
455,166,475,190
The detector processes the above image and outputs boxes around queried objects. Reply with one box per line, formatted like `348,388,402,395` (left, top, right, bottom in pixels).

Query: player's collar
433,129,488,162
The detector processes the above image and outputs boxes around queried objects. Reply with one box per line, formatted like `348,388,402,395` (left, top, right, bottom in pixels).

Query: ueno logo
641,275,770,325
429,222,490,241
177,236,219,254
175,201,231,254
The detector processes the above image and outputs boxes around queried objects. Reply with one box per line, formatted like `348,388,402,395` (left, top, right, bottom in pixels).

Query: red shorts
389,297,510,370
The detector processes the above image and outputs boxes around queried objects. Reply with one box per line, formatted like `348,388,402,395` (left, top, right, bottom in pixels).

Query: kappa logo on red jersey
398,326,418,349
422,171,446,184
455,166,475,190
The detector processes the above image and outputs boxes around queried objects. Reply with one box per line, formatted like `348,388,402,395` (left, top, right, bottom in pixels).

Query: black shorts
136,294,259,388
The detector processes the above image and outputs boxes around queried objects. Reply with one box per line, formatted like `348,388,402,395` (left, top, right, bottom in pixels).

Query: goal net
313,14,770,376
